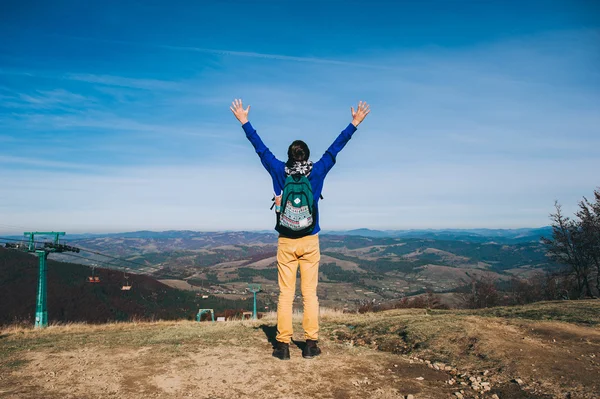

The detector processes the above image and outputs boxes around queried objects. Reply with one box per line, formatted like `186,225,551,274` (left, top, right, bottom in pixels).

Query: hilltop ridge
1,300,598,399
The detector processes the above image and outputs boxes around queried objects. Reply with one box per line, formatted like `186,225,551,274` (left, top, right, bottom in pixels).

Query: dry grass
318,300,600,398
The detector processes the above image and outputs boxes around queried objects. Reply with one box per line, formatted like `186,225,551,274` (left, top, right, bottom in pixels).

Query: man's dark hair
287,140,310,164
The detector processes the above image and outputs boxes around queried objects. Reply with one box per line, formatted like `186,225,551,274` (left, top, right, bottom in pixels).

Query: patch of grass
465,299,600,325
1,358,29,369
322,310,475,364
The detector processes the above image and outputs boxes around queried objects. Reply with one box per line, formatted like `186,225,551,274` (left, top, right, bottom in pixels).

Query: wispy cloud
0,155,101,170
65,73,185,91
51,34,397,70
161,44,396,70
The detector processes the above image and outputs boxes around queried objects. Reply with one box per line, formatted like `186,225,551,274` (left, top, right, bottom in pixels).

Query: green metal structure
25,232,65,328
247,283,261,320
196,309,215,322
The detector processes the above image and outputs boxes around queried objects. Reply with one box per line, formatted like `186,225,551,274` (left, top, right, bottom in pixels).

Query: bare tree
542,199,597,298
458,273,499,308
576,189,600,295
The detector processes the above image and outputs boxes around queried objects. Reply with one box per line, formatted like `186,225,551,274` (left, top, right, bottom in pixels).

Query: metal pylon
24,232,66,328
247,283,261,320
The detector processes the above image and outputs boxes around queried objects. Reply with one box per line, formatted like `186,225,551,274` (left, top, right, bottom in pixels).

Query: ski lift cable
1,237,165,275
58,252,138,274
1,236,162,271
75,247,155,269
58,252,165,275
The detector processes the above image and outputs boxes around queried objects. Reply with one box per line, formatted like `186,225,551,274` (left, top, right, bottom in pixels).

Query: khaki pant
276,234,320,344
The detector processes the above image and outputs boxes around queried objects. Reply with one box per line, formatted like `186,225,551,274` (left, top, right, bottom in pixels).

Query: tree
458,273,499,309
576,190,600,295
542,189,600,298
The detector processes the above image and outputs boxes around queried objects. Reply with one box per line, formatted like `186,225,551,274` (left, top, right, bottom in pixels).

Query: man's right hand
230,99,250,125
351,101,371,127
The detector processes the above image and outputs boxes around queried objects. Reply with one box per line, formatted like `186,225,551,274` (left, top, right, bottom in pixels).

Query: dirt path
1,321,458,399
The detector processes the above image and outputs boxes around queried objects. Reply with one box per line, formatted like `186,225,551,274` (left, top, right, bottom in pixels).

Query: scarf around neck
285,160,313,176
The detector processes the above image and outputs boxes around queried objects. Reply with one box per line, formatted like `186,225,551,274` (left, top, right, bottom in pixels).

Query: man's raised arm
314,101,371,175
230,99,282,174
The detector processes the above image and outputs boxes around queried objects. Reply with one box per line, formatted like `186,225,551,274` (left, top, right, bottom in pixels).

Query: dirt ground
1,302,599,399
0,322,458,399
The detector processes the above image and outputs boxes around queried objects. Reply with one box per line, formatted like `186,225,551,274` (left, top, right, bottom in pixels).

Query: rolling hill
0,247,255,325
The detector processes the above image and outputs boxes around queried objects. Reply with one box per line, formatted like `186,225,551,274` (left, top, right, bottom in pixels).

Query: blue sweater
243,121,357,235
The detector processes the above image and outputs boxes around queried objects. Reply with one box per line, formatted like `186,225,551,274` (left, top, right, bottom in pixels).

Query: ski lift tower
24,232,79,328
247,283,261,320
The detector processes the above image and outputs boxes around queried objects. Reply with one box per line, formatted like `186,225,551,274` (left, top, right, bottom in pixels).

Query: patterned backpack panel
275,174,316,237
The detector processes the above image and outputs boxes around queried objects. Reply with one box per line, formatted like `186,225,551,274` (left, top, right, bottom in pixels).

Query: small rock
513,378,524,385
454,393,463,399
445,366,453,371
491,394,500,399
415,377,424,381
483,370,489,376
406,395,414,399
394,364,398,368
469,377,477,382
460,382,468,386
433,364,440,370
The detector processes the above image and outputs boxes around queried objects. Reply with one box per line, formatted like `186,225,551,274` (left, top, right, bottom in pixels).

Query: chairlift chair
88,266,100,283
121,274,132,291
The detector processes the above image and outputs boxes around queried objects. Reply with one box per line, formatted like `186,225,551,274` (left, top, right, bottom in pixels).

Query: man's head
287,140,310,163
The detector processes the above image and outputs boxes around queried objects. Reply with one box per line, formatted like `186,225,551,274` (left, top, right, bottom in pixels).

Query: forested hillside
0,247,254,325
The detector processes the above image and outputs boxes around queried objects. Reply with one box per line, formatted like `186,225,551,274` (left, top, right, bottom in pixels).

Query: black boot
272,341,290,360
302,339,322,359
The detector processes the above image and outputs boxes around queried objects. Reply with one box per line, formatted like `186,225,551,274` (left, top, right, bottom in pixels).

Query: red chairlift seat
88,266,100,283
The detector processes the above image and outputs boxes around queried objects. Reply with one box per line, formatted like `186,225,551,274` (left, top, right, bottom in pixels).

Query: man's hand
230,99,250,125
351,101,371,127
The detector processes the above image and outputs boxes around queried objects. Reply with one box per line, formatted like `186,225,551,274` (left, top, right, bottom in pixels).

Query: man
230,99,370,360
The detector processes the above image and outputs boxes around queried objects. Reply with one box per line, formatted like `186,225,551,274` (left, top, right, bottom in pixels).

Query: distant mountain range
3,227,553,244
324,227,553,243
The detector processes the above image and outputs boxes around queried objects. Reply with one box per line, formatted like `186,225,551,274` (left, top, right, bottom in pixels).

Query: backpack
274,174,316,237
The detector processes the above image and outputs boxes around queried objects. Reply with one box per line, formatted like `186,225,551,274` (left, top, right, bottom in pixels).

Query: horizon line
0,226,552,237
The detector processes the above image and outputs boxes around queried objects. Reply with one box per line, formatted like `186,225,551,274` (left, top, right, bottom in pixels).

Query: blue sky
1,0,599,234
